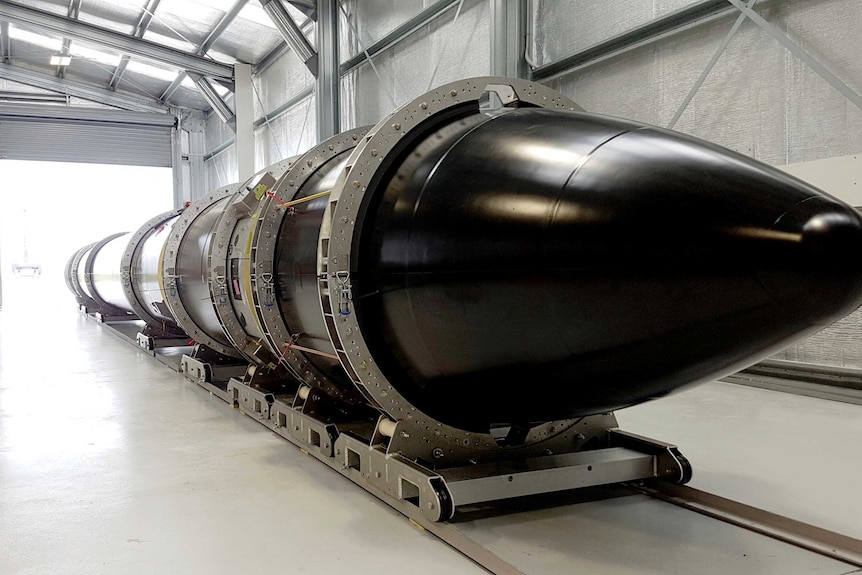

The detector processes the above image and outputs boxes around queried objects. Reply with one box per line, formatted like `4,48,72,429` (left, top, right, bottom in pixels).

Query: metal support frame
0,63,168,113
226,375,690,524
260,0,318,75
725,0,862,113
159,0,249,105
0,90,66,104
190,73,235,127
0,0,233,79
0,21,9,64
287,0,316,21
108,0,161,91
316,0,338,141
490,0,527,78
338,0,459,76
55,0,82,79
529,0,734,82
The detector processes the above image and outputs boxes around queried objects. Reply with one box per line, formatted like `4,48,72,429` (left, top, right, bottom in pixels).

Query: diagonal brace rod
668,0,758,128
726,0,862,113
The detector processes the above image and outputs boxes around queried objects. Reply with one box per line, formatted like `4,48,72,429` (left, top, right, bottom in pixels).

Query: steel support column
490,0,527,78
170,111,186,208
316,0,338,141
184,111,207,201
234,62,254,180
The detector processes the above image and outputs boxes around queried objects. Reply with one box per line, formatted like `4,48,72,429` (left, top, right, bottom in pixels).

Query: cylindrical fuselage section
67,243,97,306
173,197,233,348
77,246,94,300
90,233,133,313
275,154,352,384
135,216,178,323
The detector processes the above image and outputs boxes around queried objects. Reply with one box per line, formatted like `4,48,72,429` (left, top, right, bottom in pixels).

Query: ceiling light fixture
50,54,72,66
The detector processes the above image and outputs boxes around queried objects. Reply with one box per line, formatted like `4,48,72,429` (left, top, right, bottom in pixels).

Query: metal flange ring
251,127,370,403
162,185,242,358
68,242,99,308
322,77,587,462
207,158,297,365
84,231,133,316
121,208,184,333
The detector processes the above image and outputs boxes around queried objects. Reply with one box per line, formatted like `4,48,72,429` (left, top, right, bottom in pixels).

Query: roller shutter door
0,104,175,167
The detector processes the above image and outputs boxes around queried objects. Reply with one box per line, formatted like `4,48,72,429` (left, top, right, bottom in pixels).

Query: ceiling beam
253,12,313,75
0,63,169,113
159,0,248,104
0,90,67,103
199,0,248,56
189,72,234,127
0,0,234,79
108,0,161,91
55,0,82,79
260,0,317,74
0,21,10,64
287,0,316,21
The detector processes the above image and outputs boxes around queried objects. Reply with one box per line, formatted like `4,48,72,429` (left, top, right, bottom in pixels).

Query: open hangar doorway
0,160,172,314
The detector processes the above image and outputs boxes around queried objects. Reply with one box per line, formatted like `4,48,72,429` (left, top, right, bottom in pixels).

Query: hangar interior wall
532,0,862,167
200,0,862,370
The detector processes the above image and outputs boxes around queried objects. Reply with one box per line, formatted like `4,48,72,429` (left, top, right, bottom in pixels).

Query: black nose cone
355,108,862,431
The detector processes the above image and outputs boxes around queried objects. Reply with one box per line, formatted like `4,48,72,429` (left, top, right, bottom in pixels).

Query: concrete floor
1,277,861,574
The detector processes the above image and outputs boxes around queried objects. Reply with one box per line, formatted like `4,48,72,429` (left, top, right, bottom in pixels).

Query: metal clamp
214,274,228,304
164,272,181,297
334,271,352,316
259,272,275,307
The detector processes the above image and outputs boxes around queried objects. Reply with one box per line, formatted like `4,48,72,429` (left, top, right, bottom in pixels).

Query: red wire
266,189,287,206
277,339,293,365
